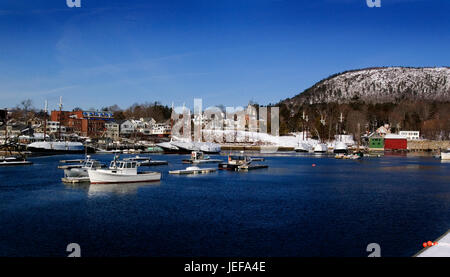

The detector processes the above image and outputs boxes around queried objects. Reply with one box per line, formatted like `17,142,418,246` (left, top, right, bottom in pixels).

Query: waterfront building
151,122,171,136
399,131,420,140
384,134,408,150
105,122,120,140
376,124,391,136
51,110,114,138
46,121,67,134
120,120,138,135
368,134,384,150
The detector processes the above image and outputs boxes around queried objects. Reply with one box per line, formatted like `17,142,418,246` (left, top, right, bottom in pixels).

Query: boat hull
333,149,348,154
88,170,161,184
442,152,450,160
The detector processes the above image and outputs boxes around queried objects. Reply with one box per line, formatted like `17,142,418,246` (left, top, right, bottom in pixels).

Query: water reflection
88,182,160,197
64,182,160,197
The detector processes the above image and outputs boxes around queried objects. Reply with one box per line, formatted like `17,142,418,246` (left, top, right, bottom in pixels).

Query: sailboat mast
43,100,48,142
58,96,63,140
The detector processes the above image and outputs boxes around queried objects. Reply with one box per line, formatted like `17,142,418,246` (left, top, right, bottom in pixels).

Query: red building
51,110,114,138
384,134,407,150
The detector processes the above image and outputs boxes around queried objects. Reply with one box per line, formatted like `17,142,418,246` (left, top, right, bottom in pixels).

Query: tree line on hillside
277,100,450,140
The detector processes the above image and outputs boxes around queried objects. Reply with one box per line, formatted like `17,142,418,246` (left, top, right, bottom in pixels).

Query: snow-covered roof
384,134,407,139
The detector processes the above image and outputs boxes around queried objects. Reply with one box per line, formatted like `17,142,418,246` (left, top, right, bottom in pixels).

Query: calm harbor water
0,153,449,257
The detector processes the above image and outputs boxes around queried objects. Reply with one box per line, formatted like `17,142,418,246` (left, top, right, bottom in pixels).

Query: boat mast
302,111,305,141
58,96,63,141
170,102,174,141
43,100,48,142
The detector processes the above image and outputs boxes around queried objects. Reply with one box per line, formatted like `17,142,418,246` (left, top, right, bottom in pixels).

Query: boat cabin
228,155,250,165
191,151,205,160
109,160,139,173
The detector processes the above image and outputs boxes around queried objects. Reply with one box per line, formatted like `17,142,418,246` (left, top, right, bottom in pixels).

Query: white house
399,131,420,140
46,121,66,134
120,120,137,135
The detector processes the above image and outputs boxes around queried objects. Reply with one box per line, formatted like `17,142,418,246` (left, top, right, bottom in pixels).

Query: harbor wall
407,140,450,151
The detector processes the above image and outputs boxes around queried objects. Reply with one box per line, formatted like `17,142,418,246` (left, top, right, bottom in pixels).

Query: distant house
376,124,391,137
46,121,67,134
151,122,171,136
399,131,420,140
368,134,384,150
120,120,137,135
105,122,120,140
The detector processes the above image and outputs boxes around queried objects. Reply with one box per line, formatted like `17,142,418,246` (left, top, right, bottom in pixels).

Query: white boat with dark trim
441,149,450,160
295,142,312,153
157,140,221,154
169,166,216,175
27,141,93,155
0,156,33,166
182,151,222,164
313,143,328,153
333,141,348,154
88,159,161,184
63,157,104,178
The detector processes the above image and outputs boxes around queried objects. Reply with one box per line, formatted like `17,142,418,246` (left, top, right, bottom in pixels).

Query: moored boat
182,151,222,164
169,166,216,175
0,156,33,166
88,159,161,184
27,141,94,155
295,142,312,153
333,141,348,154
63,157,104,178
313,143,328,153
441,150,450,160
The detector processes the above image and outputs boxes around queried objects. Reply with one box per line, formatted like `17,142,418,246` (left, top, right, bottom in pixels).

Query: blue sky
0,0,449,111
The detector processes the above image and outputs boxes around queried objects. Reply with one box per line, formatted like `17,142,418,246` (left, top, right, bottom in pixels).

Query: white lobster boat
314,143,328,153
88,158,161,184
441,150,450,160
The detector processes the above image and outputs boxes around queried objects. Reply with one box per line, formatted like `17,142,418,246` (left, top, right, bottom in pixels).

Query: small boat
63,157,104,178
88,158,161,184
0,156,33,166
314,143,328,153
333,141,348,154
169,166,216,175
441,149,450,160
27,141,94,155
295,142,312,153
218,155,268,171
182,151,222,164
124,155,168,166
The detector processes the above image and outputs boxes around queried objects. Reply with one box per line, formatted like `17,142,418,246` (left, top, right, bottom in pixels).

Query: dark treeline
6,100,173,123
278,100,450,140
100,102,172,122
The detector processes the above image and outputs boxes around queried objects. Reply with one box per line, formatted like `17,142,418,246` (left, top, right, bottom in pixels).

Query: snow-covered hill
283,67,450,105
